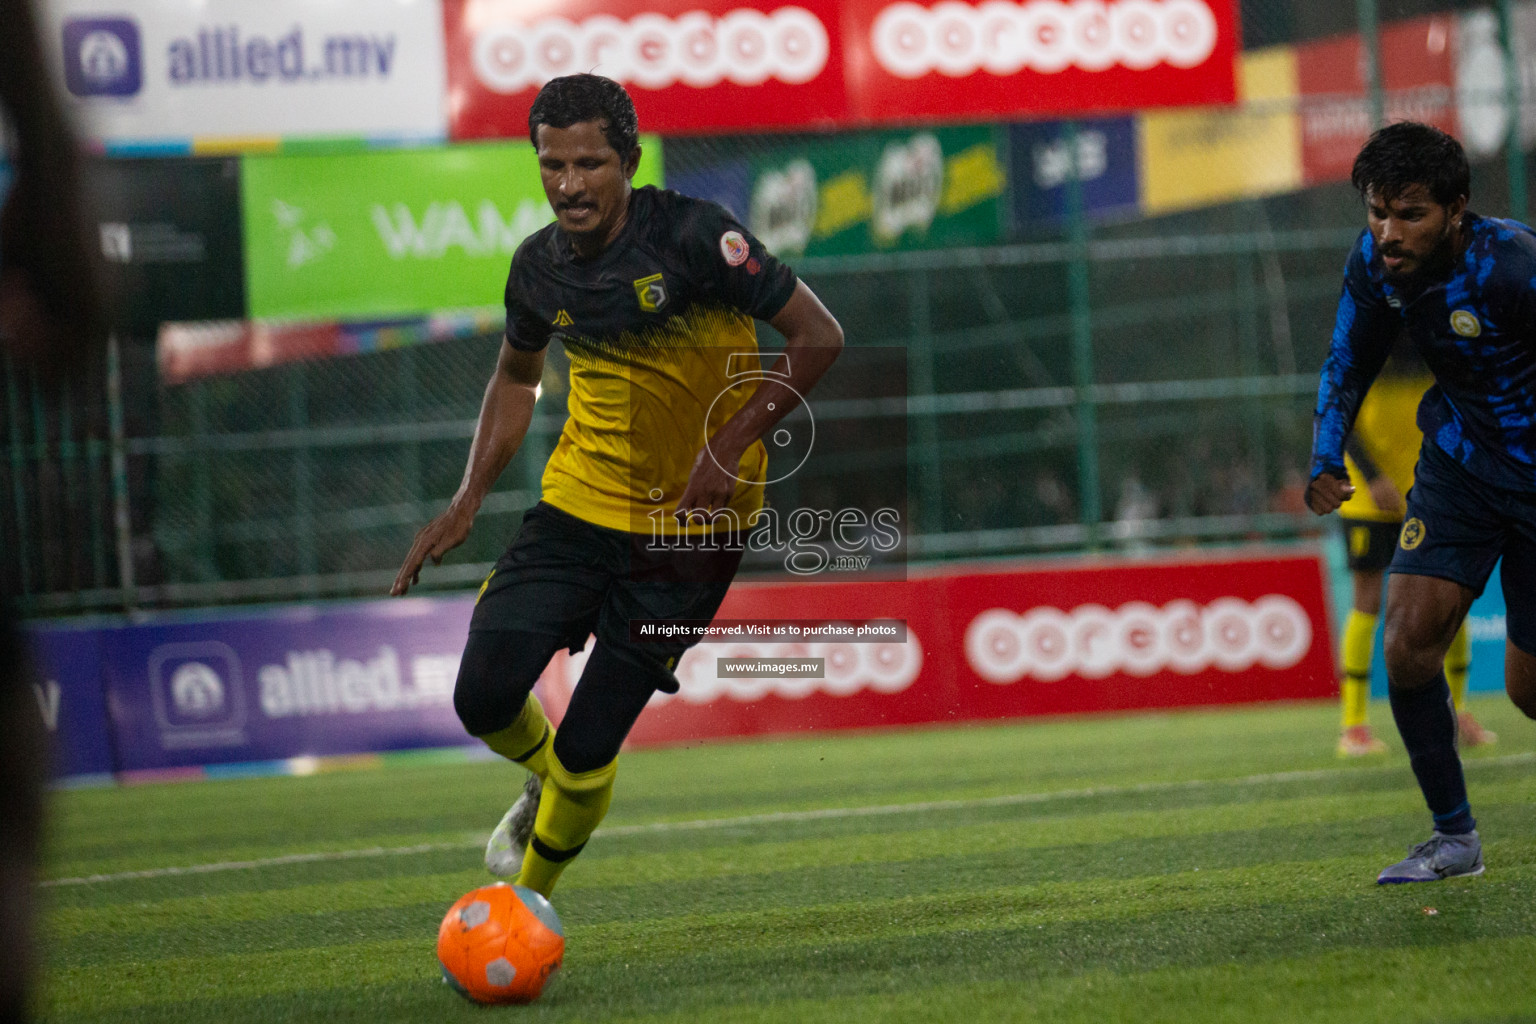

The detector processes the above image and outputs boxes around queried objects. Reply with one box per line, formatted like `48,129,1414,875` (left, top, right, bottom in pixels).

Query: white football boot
485,774,542,878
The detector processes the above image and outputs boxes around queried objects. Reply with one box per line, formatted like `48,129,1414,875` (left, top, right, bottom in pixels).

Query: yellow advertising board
1138,47,1303,216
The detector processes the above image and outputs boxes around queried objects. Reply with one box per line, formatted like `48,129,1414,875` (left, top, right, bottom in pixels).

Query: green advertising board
674,125,1005,259
242,139,663,320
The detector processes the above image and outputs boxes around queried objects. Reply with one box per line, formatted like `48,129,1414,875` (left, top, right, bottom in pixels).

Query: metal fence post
107,333,136,610
1499,0,1529,222
1063,121,1101,544
1357,0,1384,131
908,268,944,536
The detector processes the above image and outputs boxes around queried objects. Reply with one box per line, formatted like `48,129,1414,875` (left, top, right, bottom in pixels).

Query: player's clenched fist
1304,472,1355,516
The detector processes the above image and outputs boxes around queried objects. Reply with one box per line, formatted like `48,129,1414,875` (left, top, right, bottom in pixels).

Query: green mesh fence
6,0,1534,612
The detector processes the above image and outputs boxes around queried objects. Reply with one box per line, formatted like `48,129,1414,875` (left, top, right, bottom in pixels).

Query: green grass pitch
37,697,1536,1023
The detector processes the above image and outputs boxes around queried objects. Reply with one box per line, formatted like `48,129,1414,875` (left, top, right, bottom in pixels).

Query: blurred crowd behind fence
5,0,1533,614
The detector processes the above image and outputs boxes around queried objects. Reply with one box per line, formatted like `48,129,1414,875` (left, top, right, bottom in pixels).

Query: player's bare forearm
1305,472,1355,516
677,283,843,514
452,342,543,511
391,341,543,595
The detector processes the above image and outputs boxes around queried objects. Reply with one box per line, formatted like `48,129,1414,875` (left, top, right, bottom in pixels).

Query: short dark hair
527,74,639,158
1350,121,1470,207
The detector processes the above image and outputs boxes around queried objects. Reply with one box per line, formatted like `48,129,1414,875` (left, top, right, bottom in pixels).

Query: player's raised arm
676,281,844,516
392,340,544,595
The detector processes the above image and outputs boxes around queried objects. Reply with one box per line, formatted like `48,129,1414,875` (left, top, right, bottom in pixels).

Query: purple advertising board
28,596,483,779
1009,117,1140,233
27,623,116,783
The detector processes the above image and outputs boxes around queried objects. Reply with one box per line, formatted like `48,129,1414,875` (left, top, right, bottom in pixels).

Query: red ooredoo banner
533,549,1336,749
444,0,1238,138
1295,15,1459,187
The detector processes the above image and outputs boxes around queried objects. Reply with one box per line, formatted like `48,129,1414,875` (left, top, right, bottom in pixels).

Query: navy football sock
1388,673,1476,835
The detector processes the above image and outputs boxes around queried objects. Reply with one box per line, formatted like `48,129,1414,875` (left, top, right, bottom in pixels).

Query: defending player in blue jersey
1308,121,1536,884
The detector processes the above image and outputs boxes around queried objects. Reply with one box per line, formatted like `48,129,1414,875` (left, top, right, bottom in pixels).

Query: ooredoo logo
471,7,830,94
870,0,1220,80
964,595,1312,684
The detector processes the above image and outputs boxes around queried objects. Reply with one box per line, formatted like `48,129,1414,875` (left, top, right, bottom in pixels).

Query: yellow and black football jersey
1340,334,1432,524
505,186,798,536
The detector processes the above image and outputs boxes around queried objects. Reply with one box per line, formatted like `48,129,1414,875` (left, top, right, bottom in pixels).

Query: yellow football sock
517,749,616,898
1340,609,1377,730
1446,623,1472,711
476,694,553,779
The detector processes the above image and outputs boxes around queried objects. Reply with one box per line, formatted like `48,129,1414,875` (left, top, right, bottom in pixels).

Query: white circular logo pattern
169,662,227,717
472,7,830,94
964,595,1312,684
870,0,1219,80
79,29,131,85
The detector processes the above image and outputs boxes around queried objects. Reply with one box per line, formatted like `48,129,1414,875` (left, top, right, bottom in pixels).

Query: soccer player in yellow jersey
391,75,843,897
1335,337,1491,756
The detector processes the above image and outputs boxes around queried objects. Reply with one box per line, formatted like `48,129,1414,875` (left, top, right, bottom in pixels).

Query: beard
1381,226,1458,286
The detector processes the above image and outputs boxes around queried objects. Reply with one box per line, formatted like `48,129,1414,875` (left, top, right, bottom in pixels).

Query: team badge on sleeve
1399,517,1426,550
719,231,750,267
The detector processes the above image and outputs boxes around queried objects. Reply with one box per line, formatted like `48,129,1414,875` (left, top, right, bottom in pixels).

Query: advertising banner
444,0,850,137
444,0,1239,138
42,0,447,149
942,552,1335,720
840,0,1238,124
85,157,246,333
545,549,1337,747
1455,3,1536,160
1138,45,1302,215
26,549,1333,776
90,598,484,773
241,141,664,320
669,125,1006,258
25,625,115,782
1296,15,1459,187
1010,117,1139,230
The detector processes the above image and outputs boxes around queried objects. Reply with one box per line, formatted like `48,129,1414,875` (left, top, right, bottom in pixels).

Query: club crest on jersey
1399,517,1426,551
552,309,574,327
1450,309,1481,337
634,273,668,313
720,230,750,267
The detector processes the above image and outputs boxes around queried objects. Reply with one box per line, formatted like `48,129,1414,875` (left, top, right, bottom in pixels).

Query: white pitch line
41,751,1534,888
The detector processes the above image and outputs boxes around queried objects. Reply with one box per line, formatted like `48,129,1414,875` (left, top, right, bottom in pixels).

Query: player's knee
1506,639,1536,719
550,723,619,776
1382,621,1444,690
452,630,555,737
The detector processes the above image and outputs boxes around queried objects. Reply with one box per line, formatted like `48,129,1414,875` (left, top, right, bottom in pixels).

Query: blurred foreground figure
1307,122,1536,884
0,0,104,1020
1332,334,1488,758
392,75,842,899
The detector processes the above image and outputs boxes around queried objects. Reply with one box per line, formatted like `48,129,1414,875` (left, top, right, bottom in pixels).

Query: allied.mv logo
62,17,142,97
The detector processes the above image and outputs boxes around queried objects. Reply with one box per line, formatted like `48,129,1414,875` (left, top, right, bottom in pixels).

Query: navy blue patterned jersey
1312,212,1536,493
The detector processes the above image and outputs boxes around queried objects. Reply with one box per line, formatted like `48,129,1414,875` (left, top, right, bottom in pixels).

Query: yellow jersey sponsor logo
552,309,574,327
1399,517,1426,550
1450,309,1481,337
634,273,668,313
